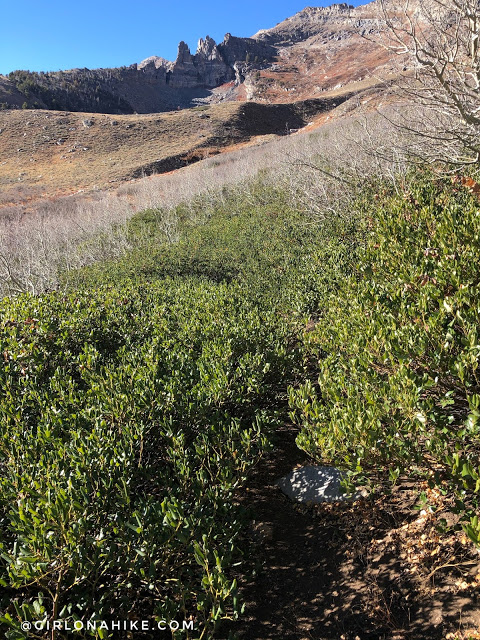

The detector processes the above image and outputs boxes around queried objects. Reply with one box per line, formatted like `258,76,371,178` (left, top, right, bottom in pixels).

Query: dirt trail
228,426,480,640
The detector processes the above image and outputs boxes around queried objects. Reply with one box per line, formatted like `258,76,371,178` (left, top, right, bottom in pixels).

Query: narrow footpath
227,426,480,640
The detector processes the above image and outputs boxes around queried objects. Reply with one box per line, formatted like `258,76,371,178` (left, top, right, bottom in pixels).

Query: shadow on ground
224,425,480,640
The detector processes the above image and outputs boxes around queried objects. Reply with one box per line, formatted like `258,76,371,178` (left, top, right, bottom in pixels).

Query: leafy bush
0,176,356,638
0,278,301,638
66,182,348,315
290,172,480,545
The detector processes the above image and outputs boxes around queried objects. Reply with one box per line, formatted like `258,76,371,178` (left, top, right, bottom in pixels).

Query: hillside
0,94,356,203
248,1,394,101
0,0,405,207
0,34,275,114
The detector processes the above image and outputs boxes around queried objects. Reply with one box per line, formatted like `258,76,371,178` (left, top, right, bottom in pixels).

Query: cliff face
169,38,233,88
167,34,277,89
194,36,233,87
217,34,277,67
253,3,381,44
169,41,201,88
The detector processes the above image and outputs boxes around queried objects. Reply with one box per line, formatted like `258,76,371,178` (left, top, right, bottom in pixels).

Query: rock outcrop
168,38,233,88
137,56,172,84
167,34,276,89
253,2,381,44
194,36,234,87
218,34,277,67
168,41,199,88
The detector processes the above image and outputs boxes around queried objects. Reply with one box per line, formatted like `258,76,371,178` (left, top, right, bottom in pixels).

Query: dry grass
0,104,245,201
0,97,360,205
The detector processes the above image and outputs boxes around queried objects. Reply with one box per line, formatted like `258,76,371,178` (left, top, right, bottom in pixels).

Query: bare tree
376,0,480,168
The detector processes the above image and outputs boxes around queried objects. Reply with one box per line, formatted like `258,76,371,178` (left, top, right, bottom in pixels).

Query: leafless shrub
376,0,480,170
0,106,410,297
0,184,45,207
267,111,409,220
0,192,132,296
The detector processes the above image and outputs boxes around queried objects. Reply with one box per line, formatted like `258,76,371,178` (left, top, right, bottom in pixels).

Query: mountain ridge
0,1,394,114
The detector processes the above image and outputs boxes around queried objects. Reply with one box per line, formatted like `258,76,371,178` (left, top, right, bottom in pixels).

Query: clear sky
0,0,367,75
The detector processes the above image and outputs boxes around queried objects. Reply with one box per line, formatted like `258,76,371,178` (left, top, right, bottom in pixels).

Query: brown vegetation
0,103,408,296
0,104,241,202
0,97,358,205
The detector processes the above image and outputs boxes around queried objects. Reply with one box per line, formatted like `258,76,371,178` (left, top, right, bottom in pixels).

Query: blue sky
0,0,366,75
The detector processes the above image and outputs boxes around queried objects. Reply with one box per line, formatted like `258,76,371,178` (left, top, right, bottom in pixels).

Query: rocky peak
295,3,354,19
175,41,194,65
253,1,375,45
196,36,221,61
168,36,234,88
167,32,277,90
137,56,172,71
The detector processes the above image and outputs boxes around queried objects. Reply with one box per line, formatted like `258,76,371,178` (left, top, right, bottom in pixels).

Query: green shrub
65,182,337,309
0,176,355,638
290,172,480,545
0,280,298,638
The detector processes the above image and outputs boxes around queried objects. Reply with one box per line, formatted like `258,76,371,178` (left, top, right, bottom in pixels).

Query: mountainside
0,1,395,114
0,33,278,115
248,1,394,102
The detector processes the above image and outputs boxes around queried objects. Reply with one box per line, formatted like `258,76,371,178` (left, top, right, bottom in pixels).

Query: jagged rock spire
196,36,221,60
175,41,194,65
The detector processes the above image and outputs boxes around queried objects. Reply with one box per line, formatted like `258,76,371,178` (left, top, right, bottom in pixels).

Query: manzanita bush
0,281,298,638
290,172,480,545
3,170,479,640
0,191,338,639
